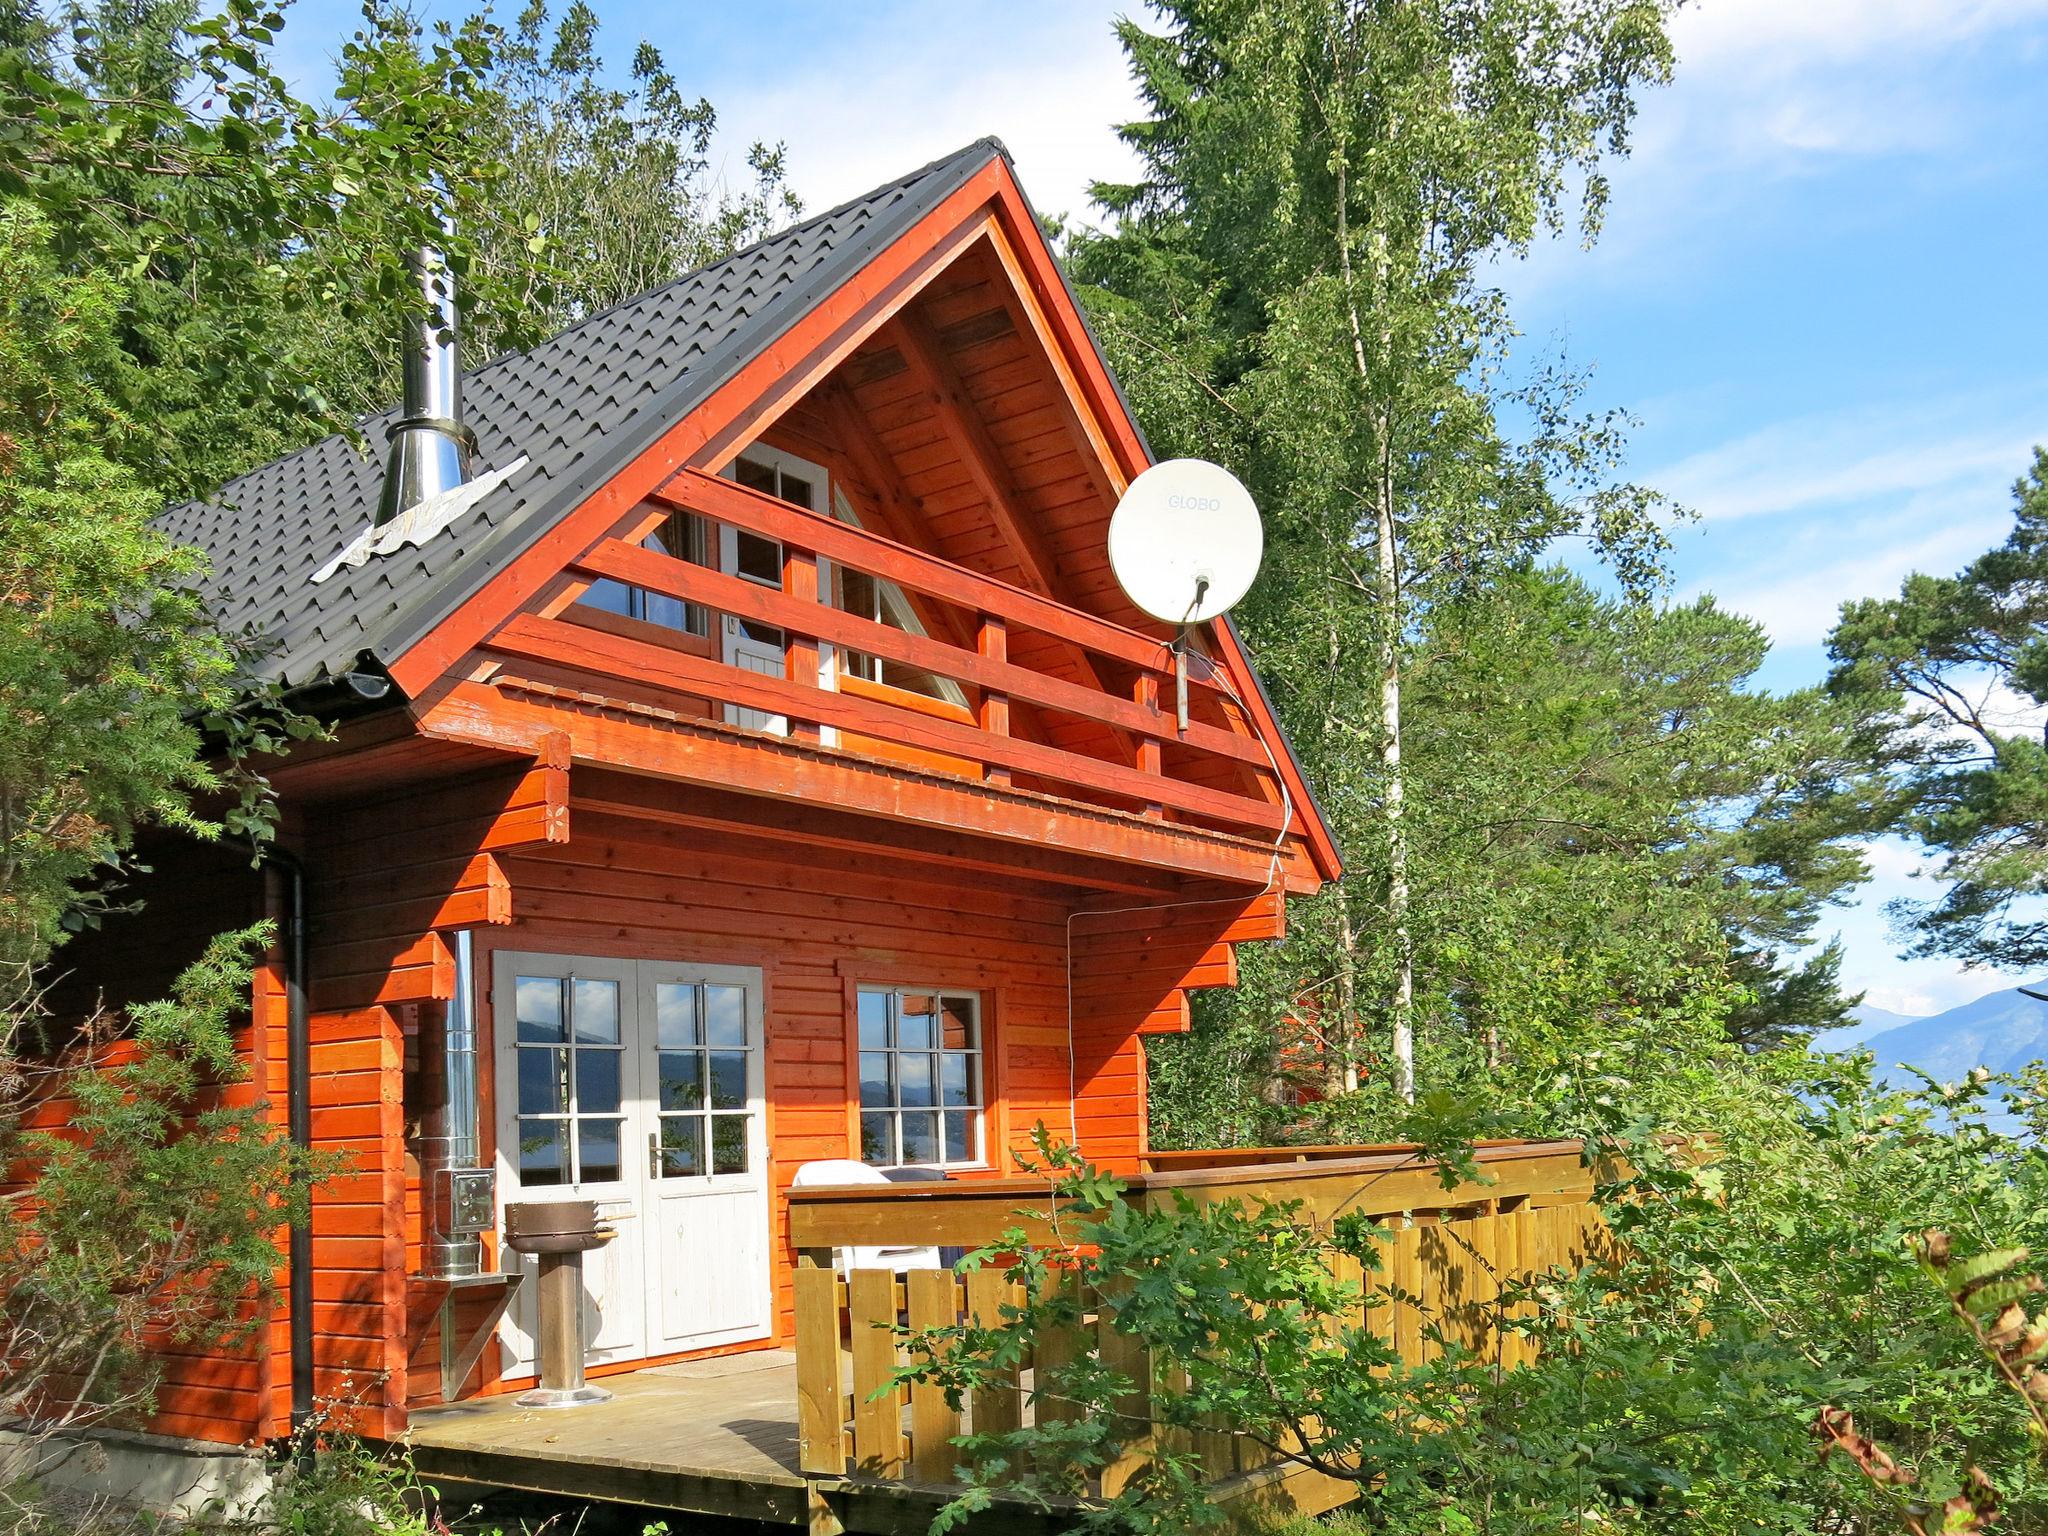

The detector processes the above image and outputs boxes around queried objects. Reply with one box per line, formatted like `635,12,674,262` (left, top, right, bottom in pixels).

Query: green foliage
2,0,797,494
281,0,801,427
0,201,296,974
1828,447,2048,970
1150,569,1905,1145
0,927,320,1435
910,1064,2048,1535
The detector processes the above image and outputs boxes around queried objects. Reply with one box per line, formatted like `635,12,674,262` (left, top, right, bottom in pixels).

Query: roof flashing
311,455,531,584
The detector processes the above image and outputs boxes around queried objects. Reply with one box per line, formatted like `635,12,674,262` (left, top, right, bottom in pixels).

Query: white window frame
855,985,986,1169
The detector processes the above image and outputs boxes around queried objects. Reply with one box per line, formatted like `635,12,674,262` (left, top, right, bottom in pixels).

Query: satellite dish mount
1106,460,1264,734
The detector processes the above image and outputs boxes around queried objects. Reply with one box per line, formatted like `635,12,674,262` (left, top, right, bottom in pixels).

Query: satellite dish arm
1174,576,1211,735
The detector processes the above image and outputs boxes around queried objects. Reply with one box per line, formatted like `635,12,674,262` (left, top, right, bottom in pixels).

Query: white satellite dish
1106,459,1263,735
1108,459,1264,626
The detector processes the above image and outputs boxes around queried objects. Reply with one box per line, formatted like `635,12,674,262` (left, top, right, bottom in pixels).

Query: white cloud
1692,499,2004,646
702,1,1143,226
1655,408,2038,524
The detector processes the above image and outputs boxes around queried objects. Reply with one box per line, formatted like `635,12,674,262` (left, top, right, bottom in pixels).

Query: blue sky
277,0,2048,1014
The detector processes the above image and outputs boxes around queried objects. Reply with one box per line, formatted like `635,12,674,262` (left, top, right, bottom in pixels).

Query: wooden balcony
472,467,1299,885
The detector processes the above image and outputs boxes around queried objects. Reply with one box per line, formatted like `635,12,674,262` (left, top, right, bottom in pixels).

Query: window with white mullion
857,987,983,1168
652,979,755,1179
512,973,625,1187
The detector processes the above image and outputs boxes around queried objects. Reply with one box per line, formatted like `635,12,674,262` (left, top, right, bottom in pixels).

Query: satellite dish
1107,459,1263,735
1108,459,1264,625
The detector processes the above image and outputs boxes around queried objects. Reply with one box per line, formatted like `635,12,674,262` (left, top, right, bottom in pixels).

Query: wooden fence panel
907,1269,962,1483
849,1270,907,1477
966,1270,1024,1442
795,1264,846,1475
786,1143,1632,1508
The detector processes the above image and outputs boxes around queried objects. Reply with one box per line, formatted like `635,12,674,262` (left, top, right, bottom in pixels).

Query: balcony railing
783,1139,1607,1497
487,468,1286,843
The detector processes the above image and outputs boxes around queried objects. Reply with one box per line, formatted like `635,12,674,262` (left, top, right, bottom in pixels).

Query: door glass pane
659,1115,702,1178
941,1052,973,1107
941,996,976,1049
899,1112,938,1165
898,1052,935,1108
577,1048,622,1115
858,990,891,1049
859,1052,891,1109
518,1119,566,1185
657,983,700,1048
897,996,934,1049
704,985,748,1047
942,1111,974,1163
518,1048,566,1115
658,1051,704,1111
735,530,783,585
736,459,777,496
708,1050,748,1109
515,977,564,1043
579,1117,623,1183
572,978,620,1043
860,1113,893,1165
712,1115,749,1175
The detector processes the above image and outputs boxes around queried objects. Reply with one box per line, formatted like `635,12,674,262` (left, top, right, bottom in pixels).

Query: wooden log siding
789,1140,1610,1488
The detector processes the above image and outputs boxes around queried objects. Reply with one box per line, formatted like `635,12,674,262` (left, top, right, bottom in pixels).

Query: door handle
648,1132,661,1179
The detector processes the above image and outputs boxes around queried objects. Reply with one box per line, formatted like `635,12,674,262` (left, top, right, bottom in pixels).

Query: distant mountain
1821,1003,1927,1053
1862,988,2048,1085
1819,986,2048,1088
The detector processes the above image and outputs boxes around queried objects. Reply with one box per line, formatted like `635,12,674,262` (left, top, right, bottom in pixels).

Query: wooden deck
406,1351,818,1524
403,1346,1356,1533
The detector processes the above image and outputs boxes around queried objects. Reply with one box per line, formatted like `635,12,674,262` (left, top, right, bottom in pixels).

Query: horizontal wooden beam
486,613,1286,835
785,1140,1596,1249
416,681,1290,887
575,540,1265,768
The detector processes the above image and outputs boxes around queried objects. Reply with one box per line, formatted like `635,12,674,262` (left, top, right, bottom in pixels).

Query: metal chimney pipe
419,929,491,1279
376,238,475,527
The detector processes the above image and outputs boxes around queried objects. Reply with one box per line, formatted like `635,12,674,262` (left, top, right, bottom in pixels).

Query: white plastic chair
791,1160,942,1276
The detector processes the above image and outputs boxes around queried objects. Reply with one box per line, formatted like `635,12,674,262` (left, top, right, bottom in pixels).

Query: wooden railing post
977,616,1011,786
782,546,822,743
795,1249,846,1476
1133,673,1164,818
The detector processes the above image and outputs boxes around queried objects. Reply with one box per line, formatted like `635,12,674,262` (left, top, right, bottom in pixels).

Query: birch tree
1076,0,1678,1100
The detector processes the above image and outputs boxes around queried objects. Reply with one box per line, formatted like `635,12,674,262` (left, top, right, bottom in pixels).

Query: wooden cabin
42,139,1343,1477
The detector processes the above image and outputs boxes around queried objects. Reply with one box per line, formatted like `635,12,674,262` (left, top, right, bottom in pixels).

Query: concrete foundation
0,1424,273,1523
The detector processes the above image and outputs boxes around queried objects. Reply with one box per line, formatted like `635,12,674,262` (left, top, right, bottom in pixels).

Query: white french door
639,962,773,1353
493,952,771,1373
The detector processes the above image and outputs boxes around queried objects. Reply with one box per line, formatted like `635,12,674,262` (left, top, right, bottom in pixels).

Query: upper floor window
856,986,983,1168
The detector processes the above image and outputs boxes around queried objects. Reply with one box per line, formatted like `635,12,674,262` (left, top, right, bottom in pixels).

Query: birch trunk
1336,99,1417,1104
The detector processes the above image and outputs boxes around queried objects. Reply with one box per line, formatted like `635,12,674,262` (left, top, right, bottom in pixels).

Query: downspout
265,849,315,1443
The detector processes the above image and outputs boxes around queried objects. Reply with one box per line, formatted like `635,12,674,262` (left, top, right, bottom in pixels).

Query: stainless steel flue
419,929,492,1278
376,234,474,527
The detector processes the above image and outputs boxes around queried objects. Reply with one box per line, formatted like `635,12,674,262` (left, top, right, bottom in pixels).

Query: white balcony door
637,963,773,1353
493,952,771,1374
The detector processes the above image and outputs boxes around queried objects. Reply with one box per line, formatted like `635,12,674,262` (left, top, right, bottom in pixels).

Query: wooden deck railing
488,467,1284,839
785,1140,1609,1491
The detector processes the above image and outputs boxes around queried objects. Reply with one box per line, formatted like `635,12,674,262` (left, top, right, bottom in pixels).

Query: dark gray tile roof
161,139,1006,689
